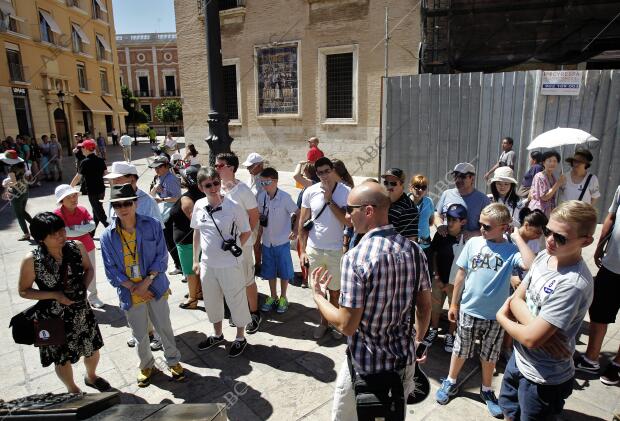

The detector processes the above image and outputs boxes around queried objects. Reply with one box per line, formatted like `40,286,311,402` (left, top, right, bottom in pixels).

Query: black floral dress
33,241,104,367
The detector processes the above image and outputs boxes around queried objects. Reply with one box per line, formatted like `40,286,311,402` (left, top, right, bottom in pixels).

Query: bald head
351,182,391,209
347,183,391,232
308,136,319,146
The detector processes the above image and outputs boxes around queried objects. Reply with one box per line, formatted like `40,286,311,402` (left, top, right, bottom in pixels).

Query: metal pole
384,6,389,78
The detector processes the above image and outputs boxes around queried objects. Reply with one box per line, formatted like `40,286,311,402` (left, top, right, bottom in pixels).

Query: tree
154,99,183,134
121,85,148,143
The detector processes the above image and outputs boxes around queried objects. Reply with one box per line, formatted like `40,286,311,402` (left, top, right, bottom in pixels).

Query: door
105,115,113,134
165,75,175,95
138,76,149,96
53,108,70,155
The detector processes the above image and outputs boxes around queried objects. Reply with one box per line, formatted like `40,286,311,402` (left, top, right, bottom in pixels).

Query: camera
302,219,314,232
221,239,243,257
259,214,269,227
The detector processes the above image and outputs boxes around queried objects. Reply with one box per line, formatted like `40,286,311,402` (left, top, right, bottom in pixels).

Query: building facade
0,0,126,153
174,0,419,174
116,32,183,136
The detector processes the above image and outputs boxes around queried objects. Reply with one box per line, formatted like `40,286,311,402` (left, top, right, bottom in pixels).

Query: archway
53,108,70,155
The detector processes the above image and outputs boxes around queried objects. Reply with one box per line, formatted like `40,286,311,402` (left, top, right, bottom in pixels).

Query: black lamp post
129,101,138,145
203,0,233,166
56,90,72,156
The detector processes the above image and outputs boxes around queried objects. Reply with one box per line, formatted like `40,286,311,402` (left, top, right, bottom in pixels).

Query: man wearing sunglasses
435,162,490,240
496,200,597,420
381,168,419,242
242,152,266,278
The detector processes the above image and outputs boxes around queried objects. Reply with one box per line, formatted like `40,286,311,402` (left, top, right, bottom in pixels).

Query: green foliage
154,99,183,125
121,85,148,125
137,123,150,136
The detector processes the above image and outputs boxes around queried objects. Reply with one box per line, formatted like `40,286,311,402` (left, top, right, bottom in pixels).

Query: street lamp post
129,101,138,145
203,0,233,166
56,90,72,156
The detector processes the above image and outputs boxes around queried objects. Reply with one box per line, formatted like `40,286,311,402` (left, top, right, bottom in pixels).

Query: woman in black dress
17,212,109,393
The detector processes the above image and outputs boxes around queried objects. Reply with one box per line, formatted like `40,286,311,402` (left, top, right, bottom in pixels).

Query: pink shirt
54,205,96,252
528,171,556,218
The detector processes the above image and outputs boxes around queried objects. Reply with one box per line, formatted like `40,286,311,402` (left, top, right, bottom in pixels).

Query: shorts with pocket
261,242,294,281
453,311,504,362
589,265,620,324
307,246,343,291
431,277,454,314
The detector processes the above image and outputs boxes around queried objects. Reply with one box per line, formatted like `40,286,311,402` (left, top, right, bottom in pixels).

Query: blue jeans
499,353,573,420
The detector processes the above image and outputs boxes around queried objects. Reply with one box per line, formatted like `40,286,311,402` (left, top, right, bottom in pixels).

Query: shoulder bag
302,183,338,232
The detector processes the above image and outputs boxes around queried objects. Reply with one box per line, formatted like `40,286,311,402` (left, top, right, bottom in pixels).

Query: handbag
9,302,40,345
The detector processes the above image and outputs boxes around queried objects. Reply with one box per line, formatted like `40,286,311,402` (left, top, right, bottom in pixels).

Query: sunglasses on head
201,180,221,189
346,203,376,214
214,163,231,169
412,184,427,191
383,180,399,187
111,200,135,209
259,179,273,186
542,226,569,246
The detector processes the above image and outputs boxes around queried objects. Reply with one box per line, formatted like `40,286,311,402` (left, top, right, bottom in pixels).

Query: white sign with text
541,71,582,95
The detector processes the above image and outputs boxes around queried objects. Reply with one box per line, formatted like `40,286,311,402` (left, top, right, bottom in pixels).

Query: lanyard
118,225,137,262
263,188,278,217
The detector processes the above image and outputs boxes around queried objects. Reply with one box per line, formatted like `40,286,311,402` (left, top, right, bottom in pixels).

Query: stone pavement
0,143,618,420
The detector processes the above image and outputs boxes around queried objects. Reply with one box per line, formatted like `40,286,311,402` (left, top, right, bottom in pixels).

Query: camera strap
206,206,231,243
311,183,338,222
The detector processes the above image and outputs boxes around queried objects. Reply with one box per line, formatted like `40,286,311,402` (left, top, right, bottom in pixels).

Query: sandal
84,376,111,392
179,299,198,309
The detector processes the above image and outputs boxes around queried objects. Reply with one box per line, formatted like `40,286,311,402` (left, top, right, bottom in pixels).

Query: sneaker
127,333,154,348
444,334,455,353
246,313,262,334
276,297,289,314
435,378,458,404
575,354,600,374
169,363,185,381
198,334,225,351
480,389,503,418
600,363,620,386
89,296,105,309
168,268,183,275
229,338,247,358
330,326,343,340
137,367,157,388
423,328,438,347
261,296,277,312
150,334,163,351
313,324,328,340
229,319,236,328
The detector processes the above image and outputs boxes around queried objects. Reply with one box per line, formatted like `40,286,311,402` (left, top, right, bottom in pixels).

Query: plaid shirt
340,225,431,374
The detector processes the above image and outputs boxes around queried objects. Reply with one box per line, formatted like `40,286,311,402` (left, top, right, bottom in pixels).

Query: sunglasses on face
201,180,221,189
479,222,497,231
412,184,427,191
346,204,376,214
383,180,399,187
259,179,273,186
542,226,569,246
111,200,135,209
316,168,332,176
214,163,231,169
454,173,470,180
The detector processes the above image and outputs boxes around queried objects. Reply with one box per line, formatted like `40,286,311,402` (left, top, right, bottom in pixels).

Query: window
95,34,111,61
92,0,107,21
6,49,24,82
223,63,239,121
318,45,358,123
141,104,152,121
137,75,149,96
0,2,18,33
77,63,88,91
164,75,176,96
96,37,105,60
99,69,109,94
39,12,55,43
71,26,82,53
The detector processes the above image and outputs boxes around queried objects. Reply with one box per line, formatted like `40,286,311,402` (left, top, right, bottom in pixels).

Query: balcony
162,89,180,97
134,89,154,97
8,63,27,83
197,0,245,14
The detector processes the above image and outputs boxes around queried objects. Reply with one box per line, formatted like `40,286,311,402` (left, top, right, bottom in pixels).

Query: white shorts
200,264,251,328
307,246,343,291
241,246,255,287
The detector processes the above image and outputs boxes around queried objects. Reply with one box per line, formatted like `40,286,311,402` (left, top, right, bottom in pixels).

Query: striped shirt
388,193,419,239
340,225,431,374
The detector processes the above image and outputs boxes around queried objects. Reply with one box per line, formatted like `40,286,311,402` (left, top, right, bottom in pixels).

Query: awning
71,23,90,44
0,0,16,15
94,0,107,13
39,10,62,34
95,34,111,52
76,94,112,114
101,96,128,115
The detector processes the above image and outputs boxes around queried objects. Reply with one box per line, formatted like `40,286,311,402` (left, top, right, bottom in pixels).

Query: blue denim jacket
100,214,169,310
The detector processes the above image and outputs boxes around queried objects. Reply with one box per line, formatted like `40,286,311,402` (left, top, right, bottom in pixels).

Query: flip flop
84,376,111,392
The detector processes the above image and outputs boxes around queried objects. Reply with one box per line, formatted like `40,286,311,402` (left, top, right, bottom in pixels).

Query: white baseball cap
242,152,264,167
452,162,476,175
55,184,80,203
103,161,139,179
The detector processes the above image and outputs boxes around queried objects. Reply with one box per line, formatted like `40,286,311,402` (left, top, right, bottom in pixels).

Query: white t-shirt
558,172,600,205
257,189,297,247
120,135,132,147
301,182,350,251
222,179,258,248
165,137,176,150
190,196,250,268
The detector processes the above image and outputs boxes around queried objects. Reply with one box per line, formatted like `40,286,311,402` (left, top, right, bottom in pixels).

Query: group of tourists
3,132,619,421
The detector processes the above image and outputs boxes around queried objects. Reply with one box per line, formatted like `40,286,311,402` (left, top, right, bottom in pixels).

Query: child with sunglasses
436,203,535,418
496,200,597,420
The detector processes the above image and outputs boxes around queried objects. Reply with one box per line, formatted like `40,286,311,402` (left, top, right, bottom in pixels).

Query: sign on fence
541,70,582,95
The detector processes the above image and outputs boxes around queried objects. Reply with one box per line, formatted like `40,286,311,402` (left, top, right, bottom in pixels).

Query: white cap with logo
242,152,264,167
452,162,476,175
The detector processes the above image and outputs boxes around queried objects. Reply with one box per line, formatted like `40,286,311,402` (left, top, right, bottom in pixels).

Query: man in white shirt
243,152,266,276
299,157,351,339
216,152,262,334
120,133,133,162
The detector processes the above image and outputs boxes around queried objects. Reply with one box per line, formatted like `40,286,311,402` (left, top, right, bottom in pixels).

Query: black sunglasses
542,226,568,246
383,180,399,187
201,180,221,189
453,173,471,179
479,222,494,231
111,200,135,209
346,204,376,214
412,184,427,191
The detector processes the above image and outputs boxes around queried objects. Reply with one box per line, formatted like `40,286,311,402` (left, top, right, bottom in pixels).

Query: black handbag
9,302,40,345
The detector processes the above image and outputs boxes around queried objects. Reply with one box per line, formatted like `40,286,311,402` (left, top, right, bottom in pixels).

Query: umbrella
527,127,599,150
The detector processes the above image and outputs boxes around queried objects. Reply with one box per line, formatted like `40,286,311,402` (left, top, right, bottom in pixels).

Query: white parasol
527,127,599,150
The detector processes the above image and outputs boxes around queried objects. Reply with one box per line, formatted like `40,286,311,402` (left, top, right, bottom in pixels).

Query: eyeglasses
383,180,399,187
316,168,332,176
201,180,221,189
214,163,232,169
259,179,273,186
111,200,135,209
346,204,376,214
479,222,494,231
542,226,569,246
412,184,427,191
453,173,471,180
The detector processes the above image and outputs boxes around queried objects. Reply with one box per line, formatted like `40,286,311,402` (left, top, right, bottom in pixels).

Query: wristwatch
148,273,157,281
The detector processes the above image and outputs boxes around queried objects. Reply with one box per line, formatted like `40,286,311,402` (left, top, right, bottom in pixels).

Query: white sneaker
89,297,105,309
313,325,328,339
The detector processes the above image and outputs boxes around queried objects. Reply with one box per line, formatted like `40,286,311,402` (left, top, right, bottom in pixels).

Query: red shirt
54,205,96,252
307,145,324,163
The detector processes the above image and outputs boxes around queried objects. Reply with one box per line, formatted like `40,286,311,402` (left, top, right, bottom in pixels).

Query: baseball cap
380,168,405,183
242,152,264,167
148,156,170,168
78,139,97,151
55,184,80,203
452,162,476,175
446,203,468,219
103,161,138,179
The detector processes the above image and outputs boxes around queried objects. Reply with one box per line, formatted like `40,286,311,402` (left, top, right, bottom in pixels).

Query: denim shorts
261,243,294,281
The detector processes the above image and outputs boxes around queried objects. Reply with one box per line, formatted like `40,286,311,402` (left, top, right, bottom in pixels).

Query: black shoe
245,313,261,334
228,338,247,358
84,376,111,392
229,319,236,327
601,363,620,386
575,354,600,374
198,334,224,351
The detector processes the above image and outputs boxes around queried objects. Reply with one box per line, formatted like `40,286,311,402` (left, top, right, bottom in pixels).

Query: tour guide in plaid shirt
312,182,432,421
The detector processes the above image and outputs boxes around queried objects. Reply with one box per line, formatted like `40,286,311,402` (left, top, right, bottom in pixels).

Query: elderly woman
558,148,600,206
528,150,565,217
53,184,104,308
17,212,108,393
